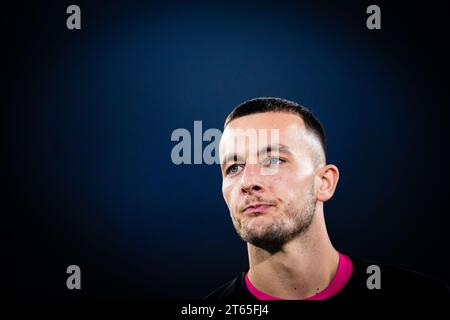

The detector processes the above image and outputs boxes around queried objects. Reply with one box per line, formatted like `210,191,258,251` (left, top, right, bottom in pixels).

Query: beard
230,186,316,253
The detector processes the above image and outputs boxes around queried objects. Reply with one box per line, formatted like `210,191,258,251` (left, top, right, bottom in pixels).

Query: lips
242,203,275,214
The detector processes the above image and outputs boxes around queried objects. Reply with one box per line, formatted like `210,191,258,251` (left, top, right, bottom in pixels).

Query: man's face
220,112,322,252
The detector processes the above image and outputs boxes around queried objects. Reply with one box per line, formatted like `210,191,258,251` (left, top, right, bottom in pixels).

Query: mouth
242,203,275,215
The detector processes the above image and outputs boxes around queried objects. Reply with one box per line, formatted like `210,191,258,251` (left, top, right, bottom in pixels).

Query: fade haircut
224,97,327,162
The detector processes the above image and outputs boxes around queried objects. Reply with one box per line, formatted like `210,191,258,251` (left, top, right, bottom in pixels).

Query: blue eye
264,157,284,167
227,164,243,175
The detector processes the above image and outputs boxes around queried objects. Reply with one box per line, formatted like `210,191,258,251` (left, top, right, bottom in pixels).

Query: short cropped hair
224,97,327,159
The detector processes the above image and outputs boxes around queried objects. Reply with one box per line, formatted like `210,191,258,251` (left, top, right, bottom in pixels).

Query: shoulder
343,254,449,301
203,273,256,301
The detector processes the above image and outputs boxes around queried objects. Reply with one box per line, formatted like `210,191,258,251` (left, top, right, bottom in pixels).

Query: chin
244,219,276,238
243,215,272,229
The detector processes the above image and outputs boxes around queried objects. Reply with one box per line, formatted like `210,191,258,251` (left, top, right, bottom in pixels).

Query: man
205,97,448,301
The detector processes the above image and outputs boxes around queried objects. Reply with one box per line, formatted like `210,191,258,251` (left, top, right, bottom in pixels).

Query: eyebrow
259,144,292,157
221,144,292,168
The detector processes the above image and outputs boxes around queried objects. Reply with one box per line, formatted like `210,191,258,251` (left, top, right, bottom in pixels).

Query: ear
316,164,339,202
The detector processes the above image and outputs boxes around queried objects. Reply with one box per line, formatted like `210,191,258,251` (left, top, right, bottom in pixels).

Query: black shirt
204,254,449,302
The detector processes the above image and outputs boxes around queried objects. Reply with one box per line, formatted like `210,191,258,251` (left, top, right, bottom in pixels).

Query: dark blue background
3,1,449,299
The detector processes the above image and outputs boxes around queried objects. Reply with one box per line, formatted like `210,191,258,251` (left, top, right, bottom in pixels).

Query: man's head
219,97,339,252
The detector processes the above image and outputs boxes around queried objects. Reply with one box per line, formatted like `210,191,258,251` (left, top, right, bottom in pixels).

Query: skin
219,112,340,300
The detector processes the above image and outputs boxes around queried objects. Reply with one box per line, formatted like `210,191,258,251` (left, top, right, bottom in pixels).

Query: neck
246,206,339,299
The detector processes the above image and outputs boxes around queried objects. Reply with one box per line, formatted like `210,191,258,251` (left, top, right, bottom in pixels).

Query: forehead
220,112,306,154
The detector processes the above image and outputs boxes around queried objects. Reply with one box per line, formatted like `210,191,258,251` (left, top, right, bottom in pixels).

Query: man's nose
240,164,265,194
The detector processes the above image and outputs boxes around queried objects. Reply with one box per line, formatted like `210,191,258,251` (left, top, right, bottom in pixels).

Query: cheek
264,175,286,201
271,171,309,200
222,179,235,205
264,175,282,191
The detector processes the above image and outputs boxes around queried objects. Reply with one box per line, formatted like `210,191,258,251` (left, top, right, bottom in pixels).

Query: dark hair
224,97,327,159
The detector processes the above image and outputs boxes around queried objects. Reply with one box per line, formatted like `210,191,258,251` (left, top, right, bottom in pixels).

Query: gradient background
2,0,449,299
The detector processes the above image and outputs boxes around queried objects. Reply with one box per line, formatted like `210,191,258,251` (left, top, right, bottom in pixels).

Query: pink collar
245,252,353,300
